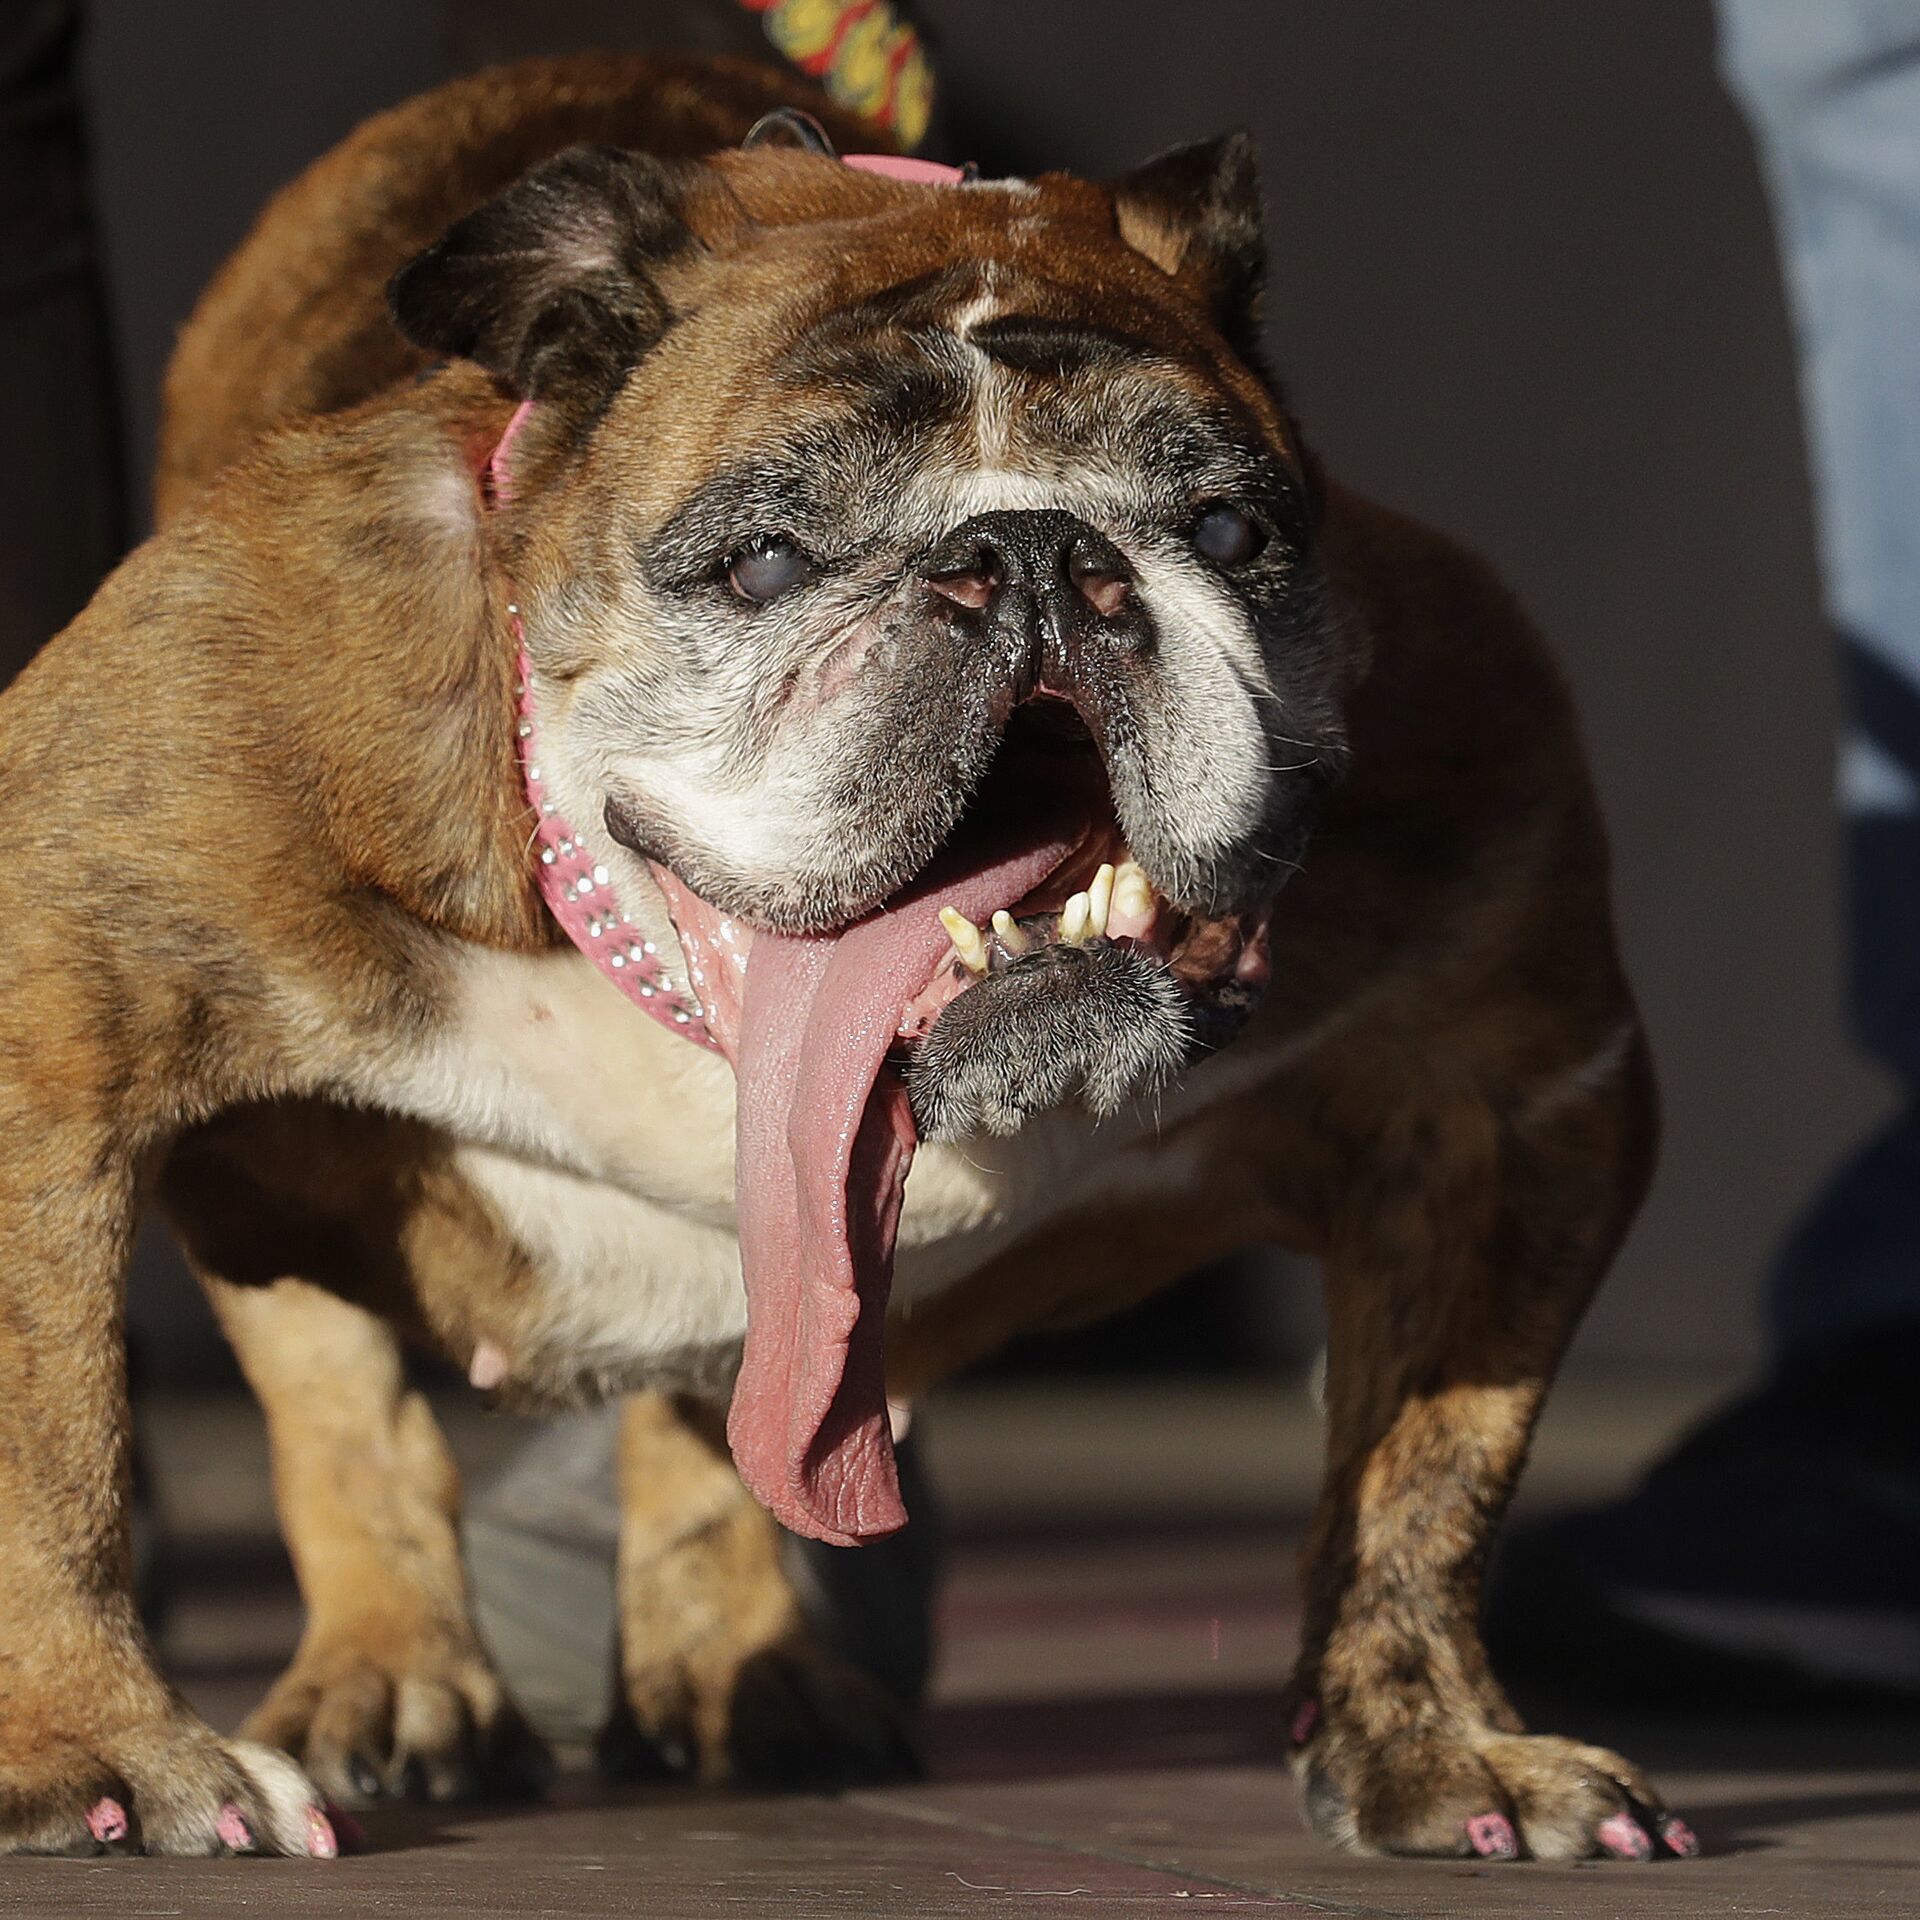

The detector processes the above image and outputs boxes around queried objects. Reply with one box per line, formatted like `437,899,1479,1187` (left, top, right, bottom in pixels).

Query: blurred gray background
77,0,1885,1380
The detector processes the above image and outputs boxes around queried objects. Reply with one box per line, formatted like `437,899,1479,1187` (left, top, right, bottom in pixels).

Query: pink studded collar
490,402,723,1050
488,149,965,1053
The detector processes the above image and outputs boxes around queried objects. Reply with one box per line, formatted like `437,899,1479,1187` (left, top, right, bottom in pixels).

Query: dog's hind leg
598,1390,923,1789
1286,1020,1696,1863
200,1271,551,1807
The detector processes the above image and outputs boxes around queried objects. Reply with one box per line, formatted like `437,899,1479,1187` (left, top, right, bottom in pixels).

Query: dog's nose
923,510,1134,622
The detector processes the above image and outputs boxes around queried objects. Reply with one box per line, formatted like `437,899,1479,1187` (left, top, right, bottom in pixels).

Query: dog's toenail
1598,1812,1652,1859
1660,1816,1700,1858
215,1802,253,1850
1466,1812,1518,1859
306,1805,340,1858
86,1796,129,1844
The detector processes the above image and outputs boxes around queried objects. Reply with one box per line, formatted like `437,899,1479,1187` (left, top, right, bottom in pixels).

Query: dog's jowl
0,53,1683,1862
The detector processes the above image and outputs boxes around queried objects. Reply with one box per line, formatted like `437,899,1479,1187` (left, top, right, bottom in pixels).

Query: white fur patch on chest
354,943,1279,1388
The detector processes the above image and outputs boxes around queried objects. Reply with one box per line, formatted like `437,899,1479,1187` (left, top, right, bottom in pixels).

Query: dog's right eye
726,534,812,604
1191,503,1264,569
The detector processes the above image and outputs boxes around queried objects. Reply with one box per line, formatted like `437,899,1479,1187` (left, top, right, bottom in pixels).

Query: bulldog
0,51,1692,1865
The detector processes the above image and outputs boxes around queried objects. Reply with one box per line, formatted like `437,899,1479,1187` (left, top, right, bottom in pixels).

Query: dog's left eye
726,534,813,603
1191,503,1264,568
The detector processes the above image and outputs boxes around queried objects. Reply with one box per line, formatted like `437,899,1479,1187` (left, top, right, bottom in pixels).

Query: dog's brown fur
0,53,1667,1861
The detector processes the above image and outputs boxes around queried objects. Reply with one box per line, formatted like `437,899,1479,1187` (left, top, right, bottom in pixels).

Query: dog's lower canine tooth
938,905,989,974
1088,863,1115,938
1060,892,1092,946
991,909,1030,955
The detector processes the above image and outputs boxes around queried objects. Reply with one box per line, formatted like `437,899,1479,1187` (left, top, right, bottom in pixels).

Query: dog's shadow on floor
923,1685,1287,1783
309,1701,1920,1866
325,1691,1283,1857
1682,1783,1920,1858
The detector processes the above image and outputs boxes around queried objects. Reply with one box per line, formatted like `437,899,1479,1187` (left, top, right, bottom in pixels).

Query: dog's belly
370,944,1250,1396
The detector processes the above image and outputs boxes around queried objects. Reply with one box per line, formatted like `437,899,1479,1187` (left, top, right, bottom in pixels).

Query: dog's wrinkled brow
780,266,1167,381
967,314,1161,375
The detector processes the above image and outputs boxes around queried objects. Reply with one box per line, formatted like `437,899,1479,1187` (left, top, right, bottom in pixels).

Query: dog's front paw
907,937,1190,1141
244,1630,551,1808
0,1710,344,1858
1290,1702,1697,1862
601,1630,920,1791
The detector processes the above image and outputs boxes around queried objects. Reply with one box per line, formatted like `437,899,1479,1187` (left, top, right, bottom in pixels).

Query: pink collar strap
841,153,965,185
491,151,963,1051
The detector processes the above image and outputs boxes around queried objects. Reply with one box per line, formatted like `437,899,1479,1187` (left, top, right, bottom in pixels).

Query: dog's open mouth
642,704,1276,1551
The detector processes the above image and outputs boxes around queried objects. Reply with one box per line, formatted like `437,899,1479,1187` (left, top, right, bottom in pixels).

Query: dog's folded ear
389,143,699,409
1108,133,1267,370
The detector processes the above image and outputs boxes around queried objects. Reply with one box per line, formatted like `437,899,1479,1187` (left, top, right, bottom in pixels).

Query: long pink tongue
729,803,1084,1546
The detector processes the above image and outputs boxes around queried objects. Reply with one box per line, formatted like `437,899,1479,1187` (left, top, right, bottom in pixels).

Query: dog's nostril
925,512,1135,624
926,567,999,610
1072,567,1132,619
1067,532,1133,619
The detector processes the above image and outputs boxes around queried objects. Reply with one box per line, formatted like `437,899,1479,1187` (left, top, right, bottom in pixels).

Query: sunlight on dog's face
584,282,1339,935
473,168,1351,949
394,137,1362,1121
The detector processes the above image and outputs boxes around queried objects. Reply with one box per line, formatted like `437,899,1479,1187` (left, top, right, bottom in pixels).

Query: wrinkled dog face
605,298,1337,931
394,135,1358,1131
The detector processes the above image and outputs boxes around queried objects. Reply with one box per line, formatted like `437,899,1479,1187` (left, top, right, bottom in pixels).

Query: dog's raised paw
906,937,1190,1141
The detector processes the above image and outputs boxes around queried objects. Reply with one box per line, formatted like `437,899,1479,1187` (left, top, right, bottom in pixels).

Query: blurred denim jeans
1719,0,1920,1349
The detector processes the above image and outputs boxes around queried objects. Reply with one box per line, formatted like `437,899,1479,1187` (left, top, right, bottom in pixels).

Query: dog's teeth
991,909,1030,955
1060,892,1092,946
1114,861,1154,921
1087,863,1115,938
938,906,989,974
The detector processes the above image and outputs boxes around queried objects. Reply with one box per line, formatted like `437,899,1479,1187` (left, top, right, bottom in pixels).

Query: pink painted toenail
85,1797,128,1844
1661,1816,1700,1858
1466,1812,1518,1859
323,1802,367,1853
1289,1698,1320,1746
306,1805,339,1859
215,1802,253,1851
1598,1812,1652,1860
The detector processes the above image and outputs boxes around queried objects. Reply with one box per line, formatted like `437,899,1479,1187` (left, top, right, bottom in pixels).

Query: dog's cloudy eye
727,534,812,604
1192,504,1263,568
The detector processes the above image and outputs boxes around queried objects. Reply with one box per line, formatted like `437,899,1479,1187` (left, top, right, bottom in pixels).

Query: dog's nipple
469,1340,511,1392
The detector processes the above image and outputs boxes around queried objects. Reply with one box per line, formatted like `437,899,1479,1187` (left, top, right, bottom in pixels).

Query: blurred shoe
1487,1328,1920,1711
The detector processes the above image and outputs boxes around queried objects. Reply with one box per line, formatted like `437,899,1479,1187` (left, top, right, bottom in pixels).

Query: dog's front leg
0,1117,332,1857
599,1391,920,1789
202,1272,550,1806
1288,1033,1693,1862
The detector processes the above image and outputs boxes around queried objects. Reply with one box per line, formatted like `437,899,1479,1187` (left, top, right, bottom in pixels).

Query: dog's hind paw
600,1632,921,1791
242,1634,552,1808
